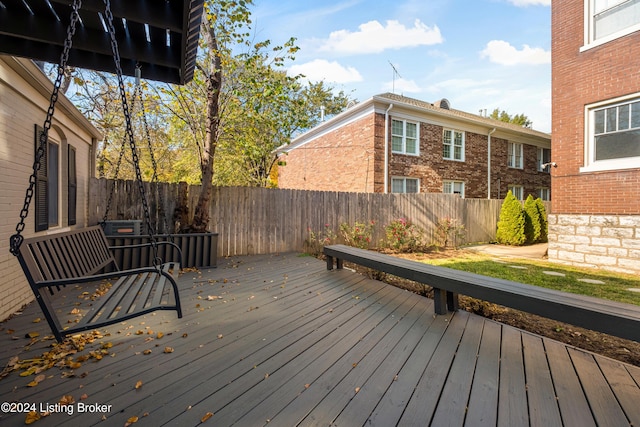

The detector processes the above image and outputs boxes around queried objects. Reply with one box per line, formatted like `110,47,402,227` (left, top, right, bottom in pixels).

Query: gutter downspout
487,128,496,199
384,104,394,193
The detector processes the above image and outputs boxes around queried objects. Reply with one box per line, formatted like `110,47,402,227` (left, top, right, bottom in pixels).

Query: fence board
89,178,542,257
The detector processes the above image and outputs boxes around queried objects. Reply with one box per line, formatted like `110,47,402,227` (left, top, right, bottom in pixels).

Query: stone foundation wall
548,214,640,275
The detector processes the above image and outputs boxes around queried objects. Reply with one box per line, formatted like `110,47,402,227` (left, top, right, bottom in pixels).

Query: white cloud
507,0,550,5
382,78,422,94
480,40,550,66
288,59,363,84
318,19,443,55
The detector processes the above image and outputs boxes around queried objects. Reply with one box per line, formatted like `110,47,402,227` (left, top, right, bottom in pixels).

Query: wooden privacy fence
90,178,515,257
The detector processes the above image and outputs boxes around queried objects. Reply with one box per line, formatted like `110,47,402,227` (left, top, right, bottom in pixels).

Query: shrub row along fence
89,178,514,257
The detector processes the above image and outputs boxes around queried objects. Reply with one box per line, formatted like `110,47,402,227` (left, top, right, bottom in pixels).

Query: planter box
107,233,218,269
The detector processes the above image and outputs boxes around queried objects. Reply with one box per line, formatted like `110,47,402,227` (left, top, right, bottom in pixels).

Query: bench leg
336,258,343,269
447,291,459,312
433,288,448,315
326,255,334,270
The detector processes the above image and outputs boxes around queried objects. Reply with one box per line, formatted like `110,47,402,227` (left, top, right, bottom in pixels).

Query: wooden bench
324,244,640,342
15,226,183,342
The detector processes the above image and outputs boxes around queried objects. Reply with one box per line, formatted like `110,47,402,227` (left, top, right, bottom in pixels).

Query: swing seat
14,226,183,342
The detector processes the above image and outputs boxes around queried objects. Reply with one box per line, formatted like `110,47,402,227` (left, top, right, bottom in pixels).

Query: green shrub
523,194,541,244
340,221,374,249
535,198,548,243
496,191,526,246
304,224,337,256
434,217,466,249
384,218,424,252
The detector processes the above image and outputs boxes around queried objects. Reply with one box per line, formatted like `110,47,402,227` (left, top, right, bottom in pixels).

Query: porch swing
9,0,183,342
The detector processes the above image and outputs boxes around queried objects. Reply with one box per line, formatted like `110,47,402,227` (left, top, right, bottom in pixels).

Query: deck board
0,253,638,426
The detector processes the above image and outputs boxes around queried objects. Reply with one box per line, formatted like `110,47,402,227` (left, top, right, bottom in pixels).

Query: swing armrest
109,241,183,266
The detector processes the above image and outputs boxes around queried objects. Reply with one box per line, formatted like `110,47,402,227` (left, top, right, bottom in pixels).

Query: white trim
582,92,640,172
442,129,465,161
390,176,420,193
581,0,640,51
391,118,420,156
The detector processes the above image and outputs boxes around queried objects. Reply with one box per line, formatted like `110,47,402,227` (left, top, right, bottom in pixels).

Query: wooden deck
0,253,639,426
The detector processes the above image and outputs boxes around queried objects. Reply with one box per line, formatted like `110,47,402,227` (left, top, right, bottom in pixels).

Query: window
537,148,551,172
443,180,465,198
584,95,640,171
508,185,524,200
508,142,523,169
538,188,550,201
35,125,64,232
584,0,640,48
391,119,419,155
443,129,464,161
391,177,419,193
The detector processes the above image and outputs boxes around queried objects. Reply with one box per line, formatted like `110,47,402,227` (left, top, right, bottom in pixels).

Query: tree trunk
190,15,221,232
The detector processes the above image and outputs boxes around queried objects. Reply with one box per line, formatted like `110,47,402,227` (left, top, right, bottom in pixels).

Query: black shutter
68,145,77,226
34,125,48,232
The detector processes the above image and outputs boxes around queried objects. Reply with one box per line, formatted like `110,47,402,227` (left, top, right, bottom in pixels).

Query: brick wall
389,122,549,198
280,112,550,198
277,114,378,192
552,0,640,215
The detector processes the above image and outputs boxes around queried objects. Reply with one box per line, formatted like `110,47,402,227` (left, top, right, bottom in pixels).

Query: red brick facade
278,96,551,199
552,0,640,214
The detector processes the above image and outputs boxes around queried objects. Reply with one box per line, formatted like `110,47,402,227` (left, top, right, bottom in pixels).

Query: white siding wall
0,57,98,321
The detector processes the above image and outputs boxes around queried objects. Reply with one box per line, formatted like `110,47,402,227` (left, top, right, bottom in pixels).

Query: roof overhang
0,0,204,84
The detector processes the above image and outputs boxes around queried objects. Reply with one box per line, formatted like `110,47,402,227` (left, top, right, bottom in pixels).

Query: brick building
276,93,551,200
549,1,640,274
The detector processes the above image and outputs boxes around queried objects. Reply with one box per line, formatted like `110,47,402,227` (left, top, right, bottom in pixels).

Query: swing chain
103,0,159,266
10,0,83,257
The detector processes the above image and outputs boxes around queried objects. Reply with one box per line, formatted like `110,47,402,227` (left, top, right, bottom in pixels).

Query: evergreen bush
523,194,541,244
496,191,526,246
535,198,548,243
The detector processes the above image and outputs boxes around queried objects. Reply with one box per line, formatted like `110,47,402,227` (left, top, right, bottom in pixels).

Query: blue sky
252,0,551,132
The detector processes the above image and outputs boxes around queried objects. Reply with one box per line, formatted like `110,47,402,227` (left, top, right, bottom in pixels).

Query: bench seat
324,244,640,342
15,226,183,342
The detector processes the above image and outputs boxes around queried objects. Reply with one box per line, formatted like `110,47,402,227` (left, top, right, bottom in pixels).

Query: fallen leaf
217,334,223,339
143,349,152,355
25,332,40,339
24,411,41,424
32,318,42,323
355,387,360,393
80,393,88,400
135,380,143,389
156,332,164,339
125,415,139,426
59,395,75,405
201,412,214,422
69,308,80,315
164,347,174,354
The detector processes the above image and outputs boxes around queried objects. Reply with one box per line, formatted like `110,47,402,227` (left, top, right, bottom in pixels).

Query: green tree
535,198,548,243
496,191,526,246
489,108,532,127
523,194,541,244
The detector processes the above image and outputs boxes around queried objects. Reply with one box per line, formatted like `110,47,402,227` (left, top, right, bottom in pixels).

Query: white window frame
582,93,640,172
443,129,465,161
582,0,640,51
508,185,524,200
391,119,419,156
391,177,420,193
537,188,550,201
537,147,551,172
443,180,465,198
508,142,523,169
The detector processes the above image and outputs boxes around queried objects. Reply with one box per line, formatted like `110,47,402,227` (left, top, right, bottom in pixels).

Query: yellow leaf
125,416,139,426
32,318,41,323
27,380,39,387
156,332,164,339
143,349,152,355
164,347,174,353
24,411,41,424
26,332,40,339
201,412,214,422
59,395,74,405
135,380,143,389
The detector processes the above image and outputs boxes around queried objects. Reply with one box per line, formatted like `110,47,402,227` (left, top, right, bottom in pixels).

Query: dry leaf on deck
164,347,174,353
135,380,143,389
125,415,139,426
24,411,41,424
201,412,214,422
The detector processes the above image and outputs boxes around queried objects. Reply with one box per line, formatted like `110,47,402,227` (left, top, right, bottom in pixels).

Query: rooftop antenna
388,60,402,94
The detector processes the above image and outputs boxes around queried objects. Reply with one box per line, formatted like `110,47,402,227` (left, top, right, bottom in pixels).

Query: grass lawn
416,251,640,306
